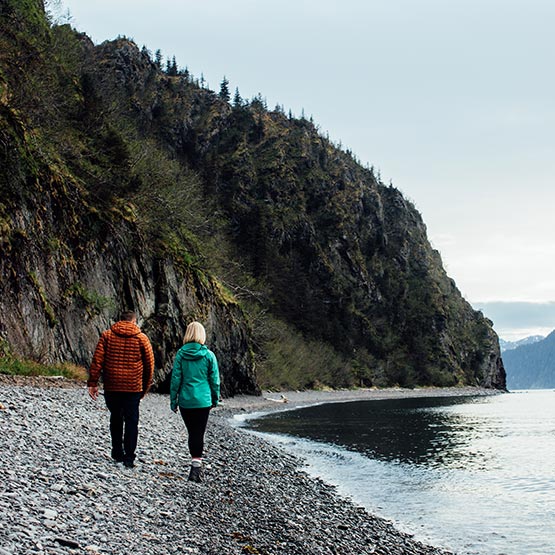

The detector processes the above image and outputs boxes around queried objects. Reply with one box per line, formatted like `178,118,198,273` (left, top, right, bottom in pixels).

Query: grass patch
0,357,87,379
65,282,115,316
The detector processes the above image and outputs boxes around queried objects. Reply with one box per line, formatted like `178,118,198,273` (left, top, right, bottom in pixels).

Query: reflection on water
245,391,555,555
249,396,489,469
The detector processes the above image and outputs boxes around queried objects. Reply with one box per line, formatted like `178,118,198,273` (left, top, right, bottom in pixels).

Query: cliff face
128,65,505,389
0,0,506,390
0,116,257,395
0,212,256,397
0,0,258,395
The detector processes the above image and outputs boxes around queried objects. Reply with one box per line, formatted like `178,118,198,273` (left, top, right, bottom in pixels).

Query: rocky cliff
0,0,506,391
0,0,257,395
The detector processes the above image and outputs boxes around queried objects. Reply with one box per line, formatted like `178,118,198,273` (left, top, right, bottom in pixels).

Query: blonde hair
183,321,206,345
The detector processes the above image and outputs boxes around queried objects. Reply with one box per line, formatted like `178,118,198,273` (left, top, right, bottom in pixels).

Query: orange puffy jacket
88,320,154,394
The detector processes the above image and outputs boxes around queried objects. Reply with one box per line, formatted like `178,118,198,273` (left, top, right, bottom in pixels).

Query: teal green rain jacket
170,342,220,410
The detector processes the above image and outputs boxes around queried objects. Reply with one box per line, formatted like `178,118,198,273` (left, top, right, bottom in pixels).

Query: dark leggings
179,407,211,458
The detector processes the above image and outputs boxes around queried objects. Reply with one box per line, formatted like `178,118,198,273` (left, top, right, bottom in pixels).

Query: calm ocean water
241,390,555,555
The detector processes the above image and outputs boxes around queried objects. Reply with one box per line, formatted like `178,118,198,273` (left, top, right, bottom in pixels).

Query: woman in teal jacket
170,321,220,482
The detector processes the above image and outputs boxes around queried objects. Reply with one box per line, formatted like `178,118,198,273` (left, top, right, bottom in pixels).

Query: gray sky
54,0,555,339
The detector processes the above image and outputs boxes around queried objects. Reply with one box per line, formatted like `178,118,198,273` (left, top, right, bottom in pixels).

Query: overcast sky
54,0,555,340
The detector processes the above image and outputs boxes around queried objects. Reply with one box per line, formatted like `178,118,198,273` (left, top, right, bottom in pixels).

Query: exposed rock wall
0,164,258,396
0,0,505,391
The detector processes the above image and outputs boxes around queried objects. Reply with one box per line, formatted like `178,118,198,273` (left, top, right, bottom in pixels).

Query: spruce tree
154,49,162,69
219,76,230,101
233,87,242,107
170,56,178,76
165,57,178,76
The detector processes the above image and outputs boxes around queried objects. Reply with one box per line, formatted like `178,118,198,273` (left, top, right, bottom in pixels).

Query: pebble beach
0,377,496,555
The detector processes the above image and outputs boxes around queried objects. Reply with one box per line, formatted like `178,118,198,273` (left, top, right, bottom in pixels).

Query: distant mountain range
503,331,555,389
499,335,544,352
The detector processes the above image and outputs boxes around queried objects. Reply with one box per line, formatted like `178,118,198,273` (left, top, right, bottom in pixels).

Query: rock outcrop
0,162,257,396
0,0,505,391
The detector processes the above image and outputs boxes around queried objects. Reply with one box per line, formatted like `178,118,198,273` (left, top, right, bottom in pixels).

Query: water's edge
228,388,505,554
233,390,555,555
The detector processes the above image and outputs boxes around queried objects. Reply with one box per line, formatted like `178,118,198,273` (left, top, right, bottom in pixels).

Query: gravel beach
0,378,494,555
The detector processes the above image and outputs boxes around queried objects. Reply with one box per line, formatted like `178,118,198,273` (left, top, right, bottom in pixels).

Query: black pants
104,392,142,464
179,407,211,458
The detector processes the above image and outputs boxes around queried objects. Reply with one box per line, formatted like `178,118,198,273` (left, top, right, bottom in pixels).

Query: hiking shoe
111,450,125,463
188,465,202,483
123,460,135,469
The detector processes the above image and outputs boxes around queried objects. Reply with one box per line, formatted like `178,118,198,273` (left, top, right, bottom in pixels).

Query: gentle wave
246,390,555,555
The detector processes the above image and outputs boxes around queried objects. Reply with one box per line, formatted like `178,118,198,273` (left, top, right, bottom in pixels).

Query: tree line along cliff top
0,0,506,392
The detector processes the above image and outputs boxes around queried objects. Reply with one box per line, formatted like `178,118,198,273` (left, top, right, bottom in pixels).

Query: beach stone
55,537,81,548
0,381,458,555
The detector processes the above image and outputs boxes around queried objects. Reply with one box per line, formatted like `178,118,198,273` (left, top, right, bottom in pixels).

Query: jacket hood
180,342,209,360
110,320,141,338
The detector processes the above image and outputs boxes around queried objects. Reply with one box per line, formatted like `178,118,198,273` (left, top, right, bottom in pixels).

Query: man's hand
88,386,99,401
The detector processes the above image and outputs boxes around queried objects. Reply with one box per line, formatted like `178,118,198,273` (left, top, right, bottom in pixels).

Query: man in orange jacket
88,310,155,468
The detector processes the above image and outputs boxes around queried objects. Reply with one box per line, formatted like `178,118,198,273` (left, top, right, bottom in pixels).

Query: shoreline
0,379,503,554
217,385,500,419
222,386,503,555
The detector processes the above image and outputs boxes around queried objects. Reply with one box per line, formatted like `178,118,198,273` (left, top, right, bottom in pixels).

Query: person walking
88,310,155,468
170,321,220,483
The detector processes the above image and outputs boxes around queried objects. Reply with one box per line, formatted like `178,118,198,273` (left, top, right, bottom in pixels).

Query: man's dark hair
121,310,137,322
